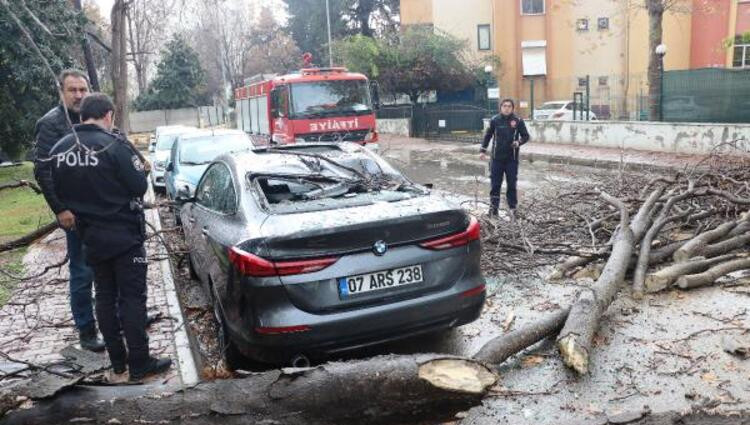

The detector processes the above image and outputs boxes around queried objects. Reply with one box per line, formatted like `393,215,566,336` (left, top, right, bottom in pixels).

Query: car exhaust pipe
290,353,311,368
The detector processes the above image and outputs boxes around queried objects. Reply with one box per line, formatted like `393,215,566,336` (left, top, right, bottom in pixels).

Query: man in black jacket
480,98,530,218
33,69,105,352
50,94,171,382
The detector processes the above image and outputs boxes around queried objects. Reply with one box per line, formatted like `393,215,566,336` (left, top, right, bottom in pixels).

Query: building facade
400,0,749,119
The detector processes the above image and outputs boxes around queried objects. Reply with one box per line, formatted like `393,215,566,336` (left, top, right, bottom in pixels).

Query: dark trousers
92,244,150,371
65,230,95,331
489,158,519,211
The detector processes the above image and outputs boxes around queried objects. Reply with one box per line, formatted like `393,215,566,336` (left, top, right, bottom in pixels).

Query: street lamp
655,43,667,121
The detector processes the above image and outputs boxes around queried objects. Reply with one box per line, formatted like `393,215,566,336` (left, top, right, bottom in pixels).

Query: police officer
480,98,530,218
50,93,171,382
33,69,105,352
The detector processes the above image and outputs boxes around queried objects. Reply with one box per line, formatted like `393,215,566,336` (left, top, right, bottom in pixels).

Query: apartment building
401,0,748,118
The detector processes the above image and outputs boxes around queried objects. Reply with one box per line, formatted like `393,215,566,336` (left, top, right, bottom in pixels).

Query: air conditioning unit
577,18,589,31
598,17,609,30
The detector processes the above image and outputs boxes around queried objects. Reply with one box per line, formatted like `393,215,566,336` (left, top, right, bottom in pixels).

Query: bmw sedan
180,143,485,367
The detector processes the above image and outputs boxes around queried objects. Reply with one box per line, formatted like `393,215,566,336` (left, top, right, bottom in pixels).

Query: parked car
165,129,254,212
533,100,597,121
149,125,197,190
179,143,486,367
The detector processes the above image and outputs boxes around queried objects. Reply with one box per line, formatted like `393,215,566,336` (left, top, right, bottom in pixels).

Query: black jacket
33,105,80,214
51,124,148,263
480,113,530,161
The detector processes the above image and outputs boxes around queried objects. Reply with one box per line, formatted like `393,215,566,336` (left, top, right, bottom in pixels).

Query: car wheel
212,293,244,370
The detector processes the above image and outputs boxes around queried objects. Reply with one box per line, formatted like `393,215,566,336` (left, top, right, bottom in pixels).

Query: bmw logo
373,240,387,256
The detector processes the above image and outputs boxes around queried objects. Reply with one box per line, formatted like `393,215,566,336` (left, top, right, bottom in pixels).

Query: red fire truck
234,67,379,149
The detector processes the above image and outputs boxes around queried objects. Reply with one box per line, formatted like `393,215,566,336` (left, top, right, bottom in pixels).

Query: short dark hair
500,98,515,108
58,69,89,88
80,93,114,121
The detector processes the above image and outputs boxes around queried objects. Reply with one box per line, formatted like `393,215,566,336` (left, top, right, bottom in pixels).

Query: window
598,17,609,30
733,44,750,68
577,77,587,87
521,40,547,76
477,25,491,50
196,163,236,214
521,0,544,15
271,85,290,118
598,76,608,86
576,19,589,31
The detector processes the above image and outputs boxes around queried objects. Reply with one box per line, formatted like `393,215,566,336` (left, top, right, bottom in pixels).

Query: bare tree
126,0,175,96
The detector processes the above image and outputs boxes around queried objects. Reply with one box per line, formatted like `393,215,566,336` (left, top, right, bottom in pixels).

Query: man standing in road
33,69,105,352
480,98,530,218
50,94,171,382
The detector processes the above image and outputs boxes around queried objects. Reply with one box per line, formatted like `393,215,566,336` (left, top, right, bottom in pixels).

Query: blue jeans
66,230,96,331
489,159,519,211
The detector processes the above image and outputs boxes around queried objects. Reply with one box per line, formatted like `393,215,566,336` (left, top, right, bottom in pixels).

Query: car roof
155,125,197,135
178,129,248,141
219,143,369,176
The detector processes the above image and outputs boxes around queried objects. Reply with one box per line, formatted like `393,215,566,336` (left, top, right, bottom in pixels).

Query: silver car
179,143,485,367
149,125,197,190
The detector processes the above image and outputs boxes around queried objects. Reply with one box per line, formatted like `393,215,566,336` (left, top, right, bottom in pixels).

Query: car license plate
338,265,423,297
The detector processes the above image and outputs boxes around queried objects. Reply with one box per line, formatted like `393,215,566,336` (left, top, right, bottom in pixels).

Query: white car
148,125,198,190
533,101,597,121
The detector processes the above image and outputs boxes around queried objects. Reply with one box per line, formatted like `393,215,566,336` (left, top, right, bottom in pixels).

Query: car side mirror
166,162,174,172
423,183,434,189
148,143,156,153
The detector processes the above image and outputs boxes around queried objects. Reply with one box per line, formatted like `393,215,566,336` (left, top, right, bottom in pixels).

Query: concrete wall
526,120,750,155
129,106,226,133
378,118,411,137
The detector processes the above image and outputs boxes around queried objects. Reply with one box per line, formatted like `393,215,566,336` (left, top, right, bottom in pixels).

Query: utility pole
326,0,333,67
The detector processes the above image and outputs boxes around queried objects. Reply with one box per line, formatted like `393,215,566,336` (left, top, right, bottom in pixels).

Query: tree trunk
0,222,58,253
676,258,750,289
557,192,634,375
701,233,750,259
72,0,100,91
646,0,664,121
1,355,496,425
673,221,739,263
474,308,569,365
110,0,129,133
644,254,740,293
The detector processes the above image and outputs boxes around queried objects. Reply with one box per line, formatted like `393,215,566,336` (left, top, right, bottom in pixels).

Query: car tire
212,293,244,370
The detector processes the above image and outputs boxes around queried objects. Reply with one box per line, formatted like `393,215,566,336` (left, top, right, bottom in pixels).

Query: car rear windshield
538,102,566,110
180,135,253,165
247,148,426,213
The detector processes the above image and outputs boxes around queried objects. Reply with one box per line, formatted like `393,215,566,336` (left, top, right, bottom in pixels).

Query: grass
0,248,26,306
0,162,53,307
0,162,55,243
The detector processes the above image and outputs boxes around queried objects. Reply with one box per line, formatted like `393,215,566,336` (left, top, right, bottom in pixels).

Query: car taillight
228,247,338,277
419,216,480,250
552,112,565,119
460,284,486,298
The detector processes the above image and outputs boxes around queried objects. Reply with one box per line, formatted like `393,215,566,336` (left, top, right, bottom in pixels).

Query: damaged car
179,142,485,367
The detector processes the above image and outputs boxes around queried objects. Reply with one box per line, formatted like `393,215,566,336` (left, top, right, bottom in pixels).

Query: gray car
179,143,485,367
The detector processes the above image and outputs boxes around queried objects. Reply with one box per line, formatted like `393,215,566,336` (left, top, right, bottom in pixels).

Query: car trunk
254,199,473,313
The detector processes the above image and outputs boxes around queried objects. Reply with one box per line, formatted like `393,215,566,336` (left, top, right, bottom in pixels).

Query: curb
145,183,200,386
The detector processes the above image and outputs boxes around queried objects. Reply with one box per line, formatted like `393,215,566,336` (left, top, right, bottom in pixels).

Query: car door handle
188,216,196,224
201,227,209,236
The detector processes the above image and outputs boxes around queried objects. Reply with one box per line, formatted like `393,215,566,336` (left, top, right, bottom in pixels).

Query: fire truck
234,67,380,149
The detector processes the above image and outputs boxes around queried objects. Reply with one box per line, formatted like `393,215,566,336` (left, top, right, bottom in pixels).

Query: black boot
488,207,498,217
129,357,172,383
79,325,106,352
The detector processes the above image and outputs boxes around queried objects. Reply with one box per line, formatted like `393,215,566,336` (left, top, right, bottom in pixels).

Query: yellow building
400,0,699,119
